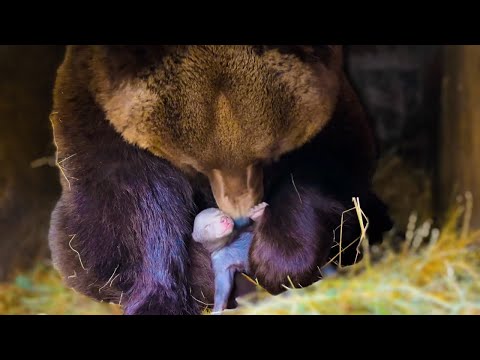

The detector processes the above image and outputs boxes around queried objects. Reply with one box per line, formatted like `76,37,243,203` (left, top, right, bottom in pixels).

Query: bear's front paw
248,234,321,295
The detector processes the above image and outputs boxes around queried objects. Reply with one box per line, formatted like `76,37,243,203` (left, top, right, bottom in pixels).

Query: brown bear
48,45,392,315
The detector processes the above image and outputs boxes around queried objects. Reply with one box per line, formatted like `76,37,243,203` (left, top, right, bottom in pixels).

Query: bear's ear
99,45,174,78
102,45,174,58
254,45,342,66
311,45,343,64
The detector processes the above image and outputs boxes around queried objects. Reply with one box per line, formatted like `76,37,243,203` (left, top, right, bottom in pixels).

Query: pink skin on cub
192,202,268,252
219,215,234,235
191,202,268,313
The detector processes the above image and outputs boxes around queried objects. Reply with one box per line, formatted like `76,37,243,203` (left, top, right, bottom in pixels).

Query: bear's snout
208,164,263,219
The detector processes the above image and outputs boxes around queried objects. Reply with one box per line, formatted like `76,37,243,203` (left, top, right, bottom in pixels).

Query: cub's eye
204,224,210,230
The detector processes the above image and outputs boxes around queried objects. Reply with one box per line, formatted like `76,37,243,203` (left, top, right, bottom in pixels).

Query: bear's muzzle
208,164,264,219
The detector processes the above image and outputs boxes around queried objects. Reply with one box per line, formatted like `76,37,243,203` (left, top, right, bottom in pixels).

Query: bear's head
92,45,343,218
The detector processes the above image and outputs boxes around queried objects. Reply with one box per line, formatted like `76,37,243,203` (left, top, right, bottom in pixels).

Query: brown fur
48,45,392,313
89,45,342,216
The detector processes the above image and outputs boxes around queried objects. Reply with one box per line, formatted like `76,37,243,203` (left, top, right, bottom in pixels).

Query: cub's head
92,45,343,218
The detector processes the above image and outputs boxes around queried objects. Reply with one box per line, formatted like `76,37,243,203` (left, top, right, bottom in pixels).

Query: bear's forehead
98,45,341,170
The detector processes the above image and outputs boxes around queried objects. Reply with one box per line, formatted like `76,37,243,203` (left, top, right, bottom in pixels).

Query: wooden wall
440,45,480,227
0,46,65,280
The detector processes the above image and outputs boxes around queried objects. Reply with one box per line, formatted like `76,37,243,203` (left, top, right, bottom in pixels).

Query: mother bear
48,45,392,314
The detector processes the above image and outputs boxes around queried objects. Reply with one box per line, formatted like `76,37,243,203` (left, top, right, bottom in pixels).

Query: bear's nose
208,164,264,218
234,217,250,227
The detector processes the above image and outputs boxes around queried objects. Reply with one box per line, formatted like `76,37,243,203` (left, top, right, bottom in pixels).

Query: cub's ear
192,225,210,243
192,230,201,242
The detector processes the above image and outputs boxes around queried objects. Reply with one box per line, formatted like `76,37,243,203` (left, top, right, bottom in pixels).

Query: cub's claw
249,202,269,222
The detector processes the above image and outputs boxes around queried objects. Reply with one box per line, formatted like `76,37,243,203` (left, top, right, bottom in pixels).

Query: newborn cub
192,202,268,313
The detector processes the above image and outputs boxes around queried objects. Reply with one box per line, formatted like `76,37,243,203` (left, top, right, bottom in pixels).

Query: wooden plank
0,46,65,280
440,45,480,227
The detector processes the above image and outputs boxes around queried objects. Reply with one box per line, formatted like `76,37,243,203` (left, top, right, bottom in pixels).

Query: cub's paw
248,202,269,222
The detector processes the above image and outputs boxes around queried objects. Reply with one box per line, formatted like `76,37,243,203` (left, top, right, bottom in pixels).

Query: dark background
0,45,464,281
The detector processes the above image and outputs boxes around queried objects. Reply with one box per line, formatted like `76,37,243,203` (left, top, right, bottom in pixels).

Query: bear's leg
48,136,203,315
49,163,202,314
248,178,361,295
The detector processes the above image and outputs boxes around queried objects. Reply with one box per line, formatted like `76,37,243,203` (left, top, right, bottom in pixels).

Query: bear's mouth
233,217,251,228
